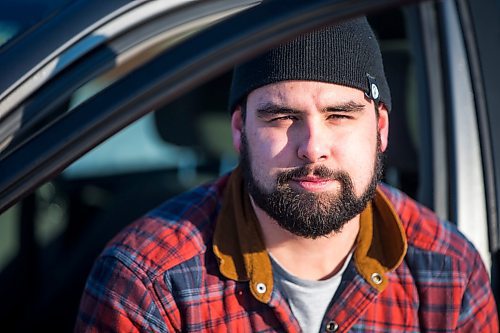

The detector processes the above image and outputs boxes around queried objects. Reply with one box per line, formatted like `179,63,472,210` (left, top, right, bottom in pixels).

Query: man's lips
290,176,337,191
292,176,330,182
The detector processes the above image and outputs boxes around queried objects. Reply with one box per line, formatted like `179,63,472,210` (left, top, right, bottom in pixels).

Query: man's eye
328,114,351,121
270,115,296,122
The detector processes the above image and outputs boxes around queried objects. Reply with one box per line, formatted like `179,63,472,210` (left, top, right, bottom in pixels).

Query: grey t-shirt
270,253,352,333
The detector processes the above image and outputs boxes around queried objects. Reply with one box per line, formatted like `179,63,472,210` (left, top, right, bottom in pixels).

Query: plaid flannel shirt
75,171,498,332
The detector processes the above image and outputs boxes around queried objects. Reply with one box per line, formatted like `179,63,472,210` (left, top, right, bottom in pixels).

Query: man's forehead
247,80,367,105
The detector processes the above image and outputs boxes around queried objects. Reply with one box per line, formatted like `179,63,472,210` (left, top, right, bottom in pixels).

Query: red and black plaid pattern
75,175,498,332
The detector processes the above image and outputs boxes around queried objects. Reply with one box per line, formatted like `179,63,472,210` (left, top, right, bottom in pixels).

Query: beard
240,132,384,239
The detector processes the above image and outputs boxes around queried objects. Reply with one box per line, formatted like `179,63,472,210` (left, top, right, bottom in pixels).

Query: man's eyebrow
323,101,366,113
255,103,301,117
254,101,366,117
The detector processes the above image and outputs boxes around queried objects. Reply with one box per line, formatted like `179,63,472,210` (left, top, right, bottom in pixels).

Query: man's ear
378,103,389,152
231,106,243,153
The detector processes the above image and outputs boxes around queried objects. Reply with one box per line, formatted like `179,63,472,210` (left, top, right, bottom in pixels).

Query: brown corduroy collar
213,166,407,303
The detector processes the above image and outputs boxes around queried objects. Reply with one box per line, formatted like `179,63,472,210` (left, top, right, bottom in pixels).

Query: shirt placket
267,287,303,333
319,264,380,333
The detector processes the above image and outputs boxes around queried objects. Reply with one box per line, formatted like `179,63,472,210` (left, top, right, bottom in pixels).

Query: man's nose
296,121,331,163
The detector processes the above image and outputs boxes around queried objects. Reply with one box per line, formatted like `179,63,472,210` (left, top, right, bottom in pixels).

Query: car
0,0,499,331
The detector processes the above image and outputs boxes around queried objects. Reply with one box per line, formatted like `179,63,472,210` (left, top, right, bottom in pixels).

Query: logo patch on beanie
366,74,380,104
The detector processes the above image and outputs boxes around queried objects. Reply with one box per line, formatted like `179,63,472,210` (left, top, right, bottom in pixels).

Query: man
75,17,498,332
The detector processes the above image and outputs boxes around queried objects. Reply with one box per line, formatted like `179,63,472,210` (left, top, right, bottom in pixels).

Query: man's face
231,81,389,239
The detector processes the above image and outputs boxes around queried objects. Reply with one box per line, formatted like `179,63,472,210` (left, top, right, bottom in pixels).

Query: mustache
276,165,351,185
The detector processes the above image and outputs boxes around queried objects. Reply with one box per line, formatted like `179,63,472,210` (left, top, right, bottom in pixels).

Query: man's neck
251,199,360,281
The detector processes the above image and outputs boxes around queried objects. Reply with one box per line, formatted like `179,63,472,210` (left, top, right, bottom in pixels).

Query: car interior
0,6,435,332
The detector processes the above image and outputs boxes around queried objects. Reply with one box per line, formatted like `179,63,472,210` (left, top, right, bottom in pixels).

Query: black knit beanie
228,17,391,113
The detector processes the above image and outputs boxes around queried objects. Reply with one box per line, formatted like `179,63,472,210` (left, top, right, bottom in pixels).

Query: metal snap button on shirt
325,320,339,332
256,282,267,294
371,272,383,285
